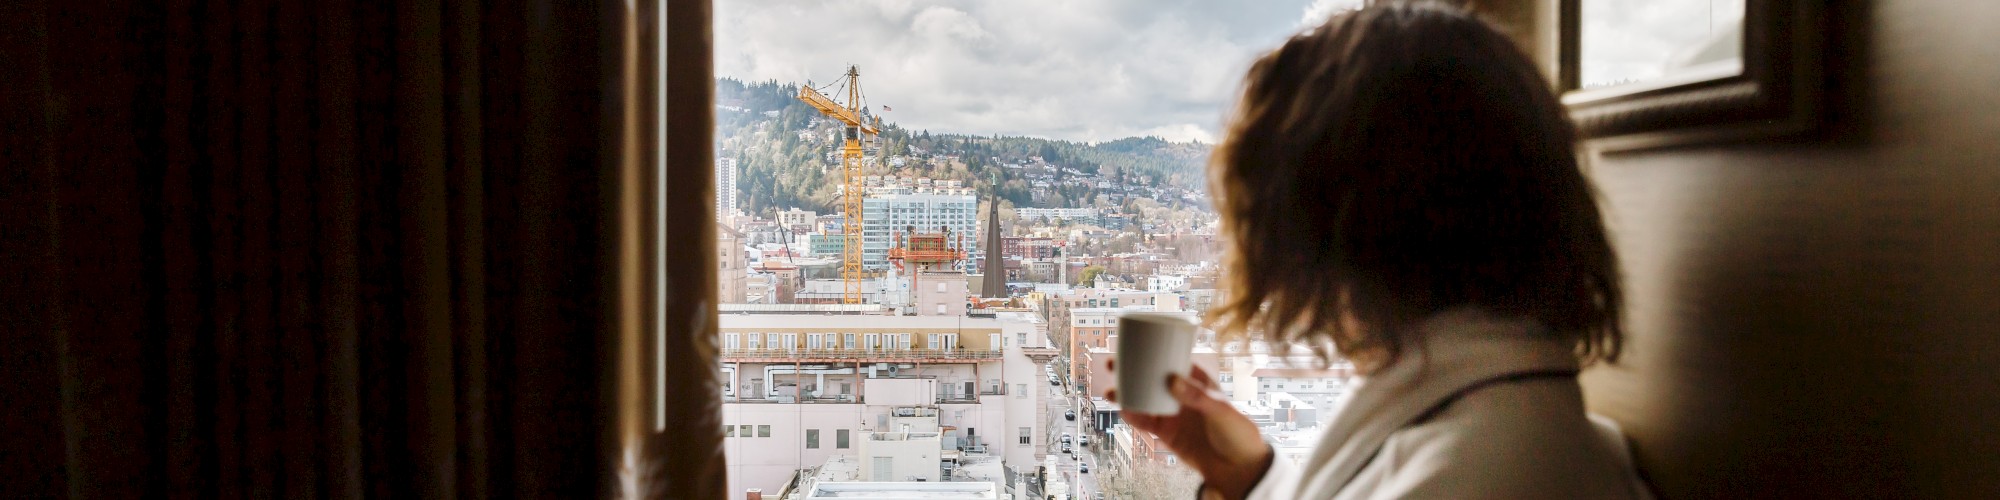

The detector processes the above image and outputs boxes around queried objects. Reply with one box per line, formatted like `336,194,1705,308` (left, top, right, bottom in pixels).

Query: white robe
1242,309,1653,500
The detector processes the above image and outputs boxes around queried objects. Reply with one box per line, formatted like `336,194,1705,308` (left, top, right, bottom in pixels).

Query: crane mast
797,65,882,304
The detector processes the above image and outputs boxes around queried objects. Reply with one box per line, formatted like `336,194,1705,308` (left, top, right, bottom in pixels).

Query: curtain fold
0,0,724,497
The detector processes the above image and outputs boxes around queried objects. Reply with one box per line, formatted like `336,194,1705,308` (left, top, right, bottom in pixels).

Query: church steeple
981,172,1007,298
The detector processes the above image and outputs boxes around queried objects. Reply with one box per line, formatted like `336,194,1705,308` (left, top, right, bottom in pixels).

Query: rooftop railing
719,347,1003,361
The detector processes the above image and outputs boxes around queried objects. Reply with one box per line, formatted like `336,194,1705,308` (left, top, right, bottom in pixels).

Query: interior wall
1556,0,2000,497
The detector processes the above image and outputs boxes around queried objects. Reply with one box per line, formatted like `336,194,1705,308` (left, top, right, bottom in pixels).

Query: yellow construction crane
797,65,882,304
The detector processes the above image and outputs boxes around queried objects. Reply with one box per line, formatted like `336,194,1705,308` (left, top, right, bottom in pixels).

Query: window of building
724,425,735,437
936,303,947,315
1016,383,1026,398
928,334,940,350
757,425,771,437
844,333,856,349
936,282,946,293
806,429,819,449
740,424,752,437
1019,427,1032,445
837,429,850,449
1018,332,1027,347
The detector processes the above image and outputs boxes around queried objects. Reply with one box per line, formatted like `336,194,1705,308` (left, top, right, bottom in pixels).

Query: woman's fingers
1188,364,1217,390
1168,373,1224,413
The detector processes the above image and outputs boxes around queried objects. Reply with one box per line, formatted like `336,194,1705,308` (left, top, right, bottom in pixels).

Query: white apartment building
1013,207,1099,226
1145,274,1189,293
861,180,978,271
715,158,739,222
779,208,817,231
717,312,1060,496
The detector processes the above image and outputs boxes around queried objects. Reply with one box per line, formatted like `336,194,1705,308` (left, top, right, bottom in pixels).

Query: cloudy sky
1580,0,1744,87
715,0,1361,144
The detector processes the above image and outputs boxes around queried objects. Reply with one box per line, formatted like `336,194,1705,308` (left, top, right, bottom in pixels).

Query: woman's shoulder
1365,378,1638,497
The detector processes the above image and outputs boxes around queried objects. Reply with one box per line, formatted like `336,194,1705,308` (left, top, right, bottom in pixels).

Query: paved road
1045,382,1101,498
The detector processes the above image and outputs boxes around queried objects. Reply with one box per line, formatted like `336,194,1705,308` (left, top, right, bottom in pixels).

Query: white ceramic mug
1115,312,1196,415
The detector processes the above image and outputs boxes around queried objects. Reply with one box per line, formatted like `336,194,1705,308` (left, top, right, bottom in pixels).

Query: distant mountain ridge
716,77,1212,218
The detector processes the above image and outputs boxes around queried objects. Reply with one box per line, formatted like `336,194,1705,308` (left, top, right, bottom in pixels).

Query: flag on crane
881,105,893,112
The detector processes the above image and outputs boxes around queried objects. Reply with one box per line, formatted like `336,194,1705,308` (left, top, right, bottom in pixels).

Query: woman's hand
1109,362,1273,500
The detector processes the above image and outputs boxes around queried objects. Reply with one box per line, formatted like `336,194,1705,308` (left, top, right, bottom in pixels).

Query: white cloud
1299,0,1363,28
714,0,1317,143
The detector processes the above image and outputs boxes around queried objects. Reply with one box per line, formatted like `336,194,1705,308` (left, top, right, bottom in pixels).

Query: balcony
1019,346,1060,364
720,348,1003,363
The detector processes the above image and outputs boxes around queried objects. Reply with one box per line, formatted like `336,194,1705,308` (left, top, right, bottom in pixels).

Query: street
1045,381,1100,498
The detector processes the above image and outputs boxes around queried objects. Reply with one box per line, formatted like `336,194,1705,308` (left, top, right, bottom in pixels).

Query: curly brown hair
1206,3,1622,370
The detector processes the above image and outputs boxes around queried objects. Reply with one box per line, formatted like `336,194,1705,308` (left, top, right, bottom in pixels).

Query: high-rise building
715,158,739,221
861,178,977,270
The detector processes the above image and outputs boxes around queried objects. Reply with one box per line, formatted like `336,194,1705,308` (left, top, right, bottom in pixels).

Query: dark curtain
0,0,726,497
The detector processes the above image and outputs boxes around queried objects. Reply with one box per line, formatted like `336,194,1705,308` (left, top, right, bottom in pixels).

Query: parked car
1060,434,1072,445
1078,435,1089,447
1061,442,1072,453
1065,410,1076,421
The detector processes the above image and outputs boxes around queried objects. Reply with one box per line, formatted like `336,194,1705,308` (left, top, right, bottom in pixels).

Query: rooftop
803,482,997,499
719,304,888,315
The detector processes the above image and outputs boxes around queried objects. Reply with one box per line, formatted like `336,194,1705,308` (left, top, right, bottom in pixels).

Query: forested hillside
716,78,1212,218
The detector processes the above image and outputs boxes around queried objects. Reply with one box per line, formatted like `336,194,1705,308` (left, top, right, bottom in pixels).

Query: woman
1108,4,1651,499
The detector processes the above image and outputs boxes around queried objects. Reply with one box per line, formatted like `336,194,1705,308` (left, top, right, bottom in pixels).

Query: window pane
758,425,771,437
806,429,819,449
740,425,752,437
725,425,735,437
838,429,850,449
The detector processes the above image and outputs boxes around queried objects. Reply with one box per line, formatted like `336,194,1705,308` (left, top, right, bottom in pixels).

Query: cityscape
711,73,1356,500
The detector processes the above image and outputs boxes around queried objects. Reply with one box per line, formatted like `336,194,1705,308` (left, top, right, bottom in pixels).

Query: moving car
1065,410,1076,421
1078,435,1089,447
1079,463,1089,474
